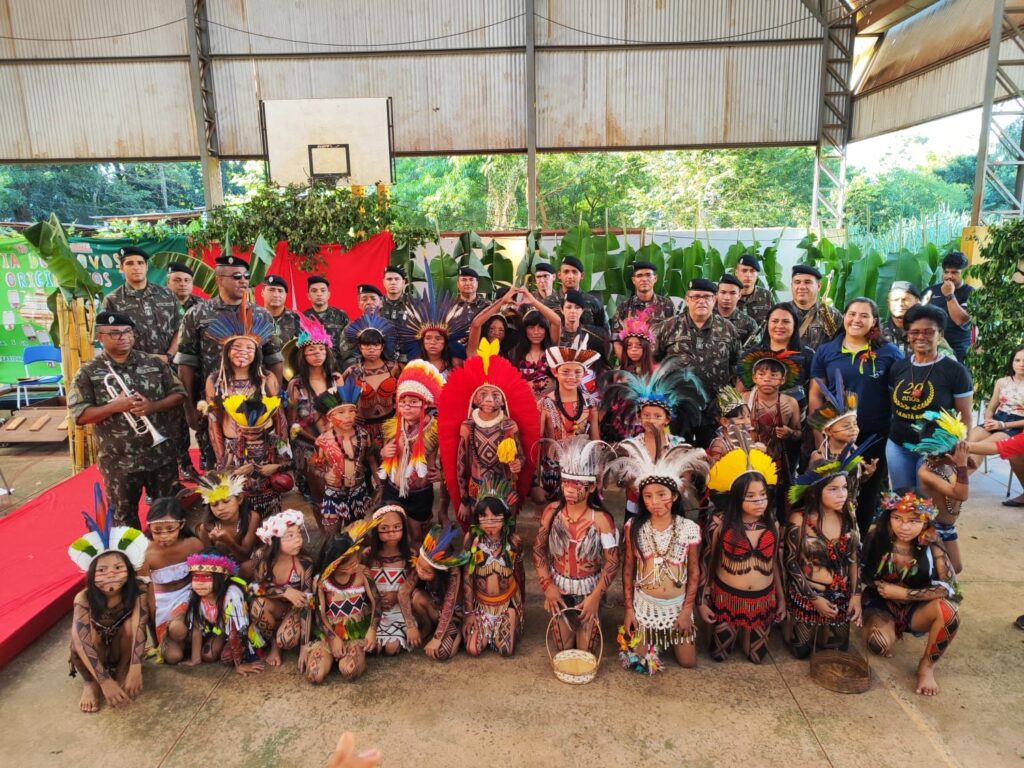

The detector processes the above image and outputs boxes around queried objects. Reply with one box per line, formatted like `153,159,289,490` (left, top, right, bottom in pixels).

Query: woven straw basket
545,607,604,685
809,634,871,694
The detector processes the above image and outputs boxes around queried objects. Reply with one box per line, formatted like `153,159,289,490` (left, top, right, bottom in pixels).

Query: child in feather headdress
204,296,289,518
340,311,401,448
406,523,471,661
737,351,802,497
302,518,383,683
195,471,260,579
909,409,973,573
461,482,525,658
68,486,149,713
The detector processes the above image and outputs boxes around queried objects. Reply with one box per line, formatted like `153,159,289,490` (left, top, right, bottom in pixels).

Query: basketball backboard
260,97,394,187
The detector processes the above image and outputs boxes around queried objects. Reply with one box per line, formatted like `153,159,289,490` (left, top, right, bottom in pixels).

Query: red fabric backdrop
200,231,394,317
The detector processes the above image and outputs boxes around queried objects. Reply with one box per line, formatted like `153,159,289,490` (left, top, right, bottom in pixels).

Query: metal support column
809,1,855,235
970,0,1024,224
525,0,538,229
186,0,223,208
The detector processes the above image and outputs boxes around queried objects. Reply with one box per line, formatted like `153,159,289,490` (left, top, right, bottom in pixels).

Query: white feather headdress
607,439,709,493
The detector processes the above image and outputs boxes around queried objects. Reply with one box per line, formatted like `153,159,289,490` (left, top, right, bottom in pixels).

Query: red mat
0,447,191,666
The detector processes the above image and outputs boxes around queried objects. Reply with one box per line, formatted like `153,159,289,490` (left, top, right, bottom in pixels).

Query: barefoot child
249,509,313,667
861,491,960,696
365,505,417,655
67,486,149,713
183,550,264,675
144,497,202,664
405,523,471,661
303,519,383,683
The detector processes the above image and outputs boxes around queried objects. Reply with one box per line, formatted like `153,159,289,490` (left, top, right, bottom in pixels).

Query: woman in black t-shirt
886,304,973,491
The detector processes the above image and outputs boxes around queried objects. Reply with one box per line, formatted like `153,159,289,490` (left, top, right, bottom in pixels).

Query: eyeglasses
227,272,250,281
906,329,938,338
99,329,134,339
688,294,714,303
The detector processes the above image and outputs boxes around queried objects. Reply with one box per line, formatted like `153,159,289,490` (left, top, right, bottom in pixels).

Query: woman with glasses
885,304,973,491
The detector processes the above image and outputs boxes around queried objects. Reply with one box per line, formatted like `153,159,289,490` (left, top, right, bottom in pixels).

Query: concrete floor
1,443,1022,768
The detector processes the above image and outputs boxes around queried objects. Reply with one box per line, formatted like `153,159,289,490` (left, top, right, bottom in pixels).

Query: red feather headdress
437,341,540,511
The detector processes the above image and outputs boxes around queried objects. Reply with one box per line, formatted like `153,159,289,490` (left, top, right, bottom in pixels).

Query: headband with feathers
187,551,239,576
415,522,471,571
906,409,967,457
196,471,246,505
315,378,362,416
617,306,656,345
344,311,396,358
67,483,148,572
716,385,747,418
788,437,878,506
397,264,472,359
738,349,801,389
536,435,614,483
807,374,858,433
296,312,333,349
707,429,779,493
321,516,383,581
205,294,273,348
545,338,601,371
608,441,709,494
602,357,707,436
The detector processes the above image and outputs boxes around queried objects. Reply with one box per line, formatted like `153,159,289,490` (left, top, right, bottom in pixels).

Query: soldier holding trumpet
69,312,186,527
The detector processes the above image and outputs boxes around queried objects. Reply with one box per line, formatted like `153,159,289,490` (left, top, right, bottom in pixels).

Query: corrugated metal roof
851,36,1020,139
537,45,821,148
0,61,198,160
213,53,525,156
207,0,524,55
534,0,821,46
0,0,187,59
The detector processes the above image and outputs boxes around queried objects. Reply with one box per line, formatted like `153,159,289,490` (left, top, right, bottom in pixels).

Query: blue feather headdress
788,438,877,506
808,373,858,433
905,409,967,457
416,522,471,570
205,294,273,347
397,262,472,360
315,378,362,416
344,310,395,358
602,358,708,437
67,483,148,572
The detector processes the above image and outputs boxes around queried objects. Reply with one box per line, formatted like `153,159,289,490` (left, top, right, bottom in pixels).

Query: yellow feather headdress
707,448,778,493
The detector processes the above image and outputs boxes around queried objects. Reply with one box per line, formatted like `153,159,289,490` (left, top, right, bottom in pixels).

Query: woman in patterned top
365,506,416,655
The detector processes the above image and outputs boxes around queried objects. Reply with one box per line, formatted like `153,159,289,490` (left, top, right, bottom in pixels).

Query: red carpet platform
0,449,194,666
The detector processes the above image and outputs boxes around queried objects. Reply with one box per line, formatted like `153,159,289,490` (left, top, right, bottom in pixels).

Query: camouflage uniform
177,294,204,320
380,296,410,361
537,292,562,313
653,311,740,420
787,301,842,352
716,308,760,346
737,286,775,326
173,294,204,473
100,282,179,357
69,350,186,527
449,296,491,347
269,308,302,347
611,294,677,336
547,289,609,330
175,298,284,469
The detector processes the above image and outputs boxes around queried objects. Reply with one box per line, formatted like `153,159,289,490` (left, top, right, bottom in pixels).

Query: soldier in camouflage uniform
448,266,491,348
100,246,179,362
610,260,677,359
304,275,350,367
735,254,775,326
70,312,186,527
357,283,383,315
261,275,301,347
715,273,760,345
380,265,411,325
530,262,561,312
653,278,741,444
167,261,205,477
175,255,284,469
546,256,609,331
785,264,843,352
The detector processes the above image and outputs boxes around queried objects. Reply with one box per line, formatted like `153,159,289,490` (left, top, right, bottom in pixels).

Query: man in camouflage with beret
304,275,349,360
715,273,760,345
735,254,775,326
786,264,842,351
100,246,179,362
166,262,204,319
70,312,186,527
261,274,301,347
653,278,741,443
380,265,410,325
531,262,561,312
448,266,491,348
547,256,609,331
610,260,677,359
175,254,284,469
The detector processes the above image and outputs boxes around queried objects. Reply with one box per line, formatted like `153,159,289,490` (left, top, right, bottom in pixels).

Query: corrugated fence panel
213,52,525,155
0,61,198,160
207,0,524,55
852,36,1023,140
537,44,820,148
0,0,187,59
535,0,821,46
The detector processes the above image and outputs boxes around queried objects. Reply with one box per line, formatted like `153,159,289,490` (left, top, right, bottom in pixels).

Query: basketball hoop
308,143,351,184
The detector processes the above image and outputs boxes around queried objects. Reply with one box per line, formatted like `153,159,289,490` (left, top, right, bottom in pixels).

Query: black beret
563,288,587,307
263,275,288,291
942,251,968,270
688,278,718,294
167,262,193,276
384,264,406,278
737,255,761,272
632,260,657,274
457,266,478,278
718,274,743,289
118,246,149,262
215,254,249,269
534,262,555,275
889,280,921,299
792,264,822,279
95,312,135,328
560,256,584,273
358,283,383,297
307,275,329,288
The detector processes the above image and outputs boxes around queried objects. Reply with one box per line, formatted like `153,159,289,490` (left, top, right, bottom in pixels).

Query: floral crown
256,509,305,544
187,552,239,576
880,490,937,522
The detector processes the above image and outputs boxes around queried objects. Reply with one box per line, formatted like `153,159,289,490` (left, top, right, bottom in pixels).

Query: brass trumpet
103,361,168,447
